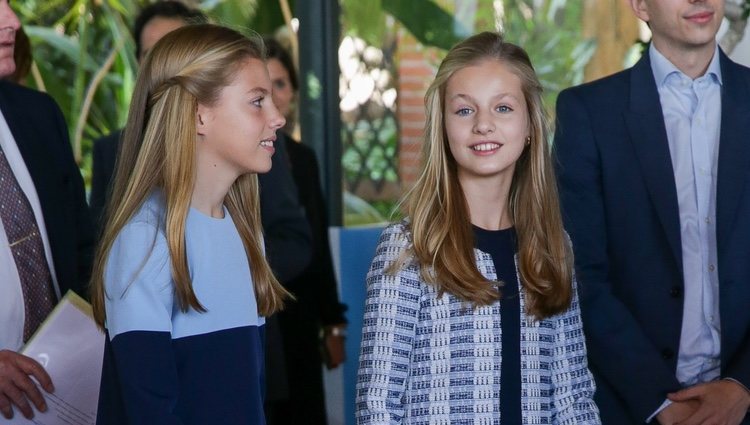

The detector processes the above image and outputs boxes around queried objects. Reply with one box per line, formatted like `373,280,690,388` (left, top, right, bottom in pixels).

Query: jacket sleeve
302,148,347,325
103,222,184,424
355,224,419,425
554,88,681,421
89,132,119,234
47,94,94,296
551,274,601,425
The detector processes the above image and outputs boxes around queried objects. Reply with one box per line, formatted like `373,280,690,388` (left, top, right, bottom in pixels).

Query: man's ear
629,0,650,22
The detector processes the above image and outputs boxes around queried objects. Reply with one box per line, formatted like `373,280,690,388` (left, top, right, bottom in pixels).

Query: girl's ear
196,104,209,136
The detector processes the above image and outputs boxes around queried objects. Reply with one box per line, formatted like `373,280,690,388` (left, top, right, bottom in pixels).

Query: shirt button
670,286,682,298
709,265,715,272
705,217,711,224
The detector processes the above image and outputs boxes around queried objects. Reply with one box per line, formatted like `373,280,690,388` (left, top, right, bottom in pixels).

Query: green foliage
204,0,288,34
343,192,387,226
14,0,146,184
341,0,385,47
381,0,464,50
500,0,594,110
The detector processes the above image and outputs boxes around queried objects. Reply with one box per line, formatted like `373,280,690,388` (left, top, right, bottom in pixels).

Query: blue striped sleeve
551,276,601,424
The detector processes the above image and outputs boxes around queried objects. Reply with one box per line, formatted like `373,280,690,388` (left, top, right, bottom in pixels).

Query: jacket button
661,348,674,360
669,286,681,298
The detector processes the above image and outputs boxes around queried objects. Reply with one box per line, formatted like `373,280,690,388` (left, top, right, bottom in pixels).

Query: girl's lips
469,142,501,156
260,140,275,153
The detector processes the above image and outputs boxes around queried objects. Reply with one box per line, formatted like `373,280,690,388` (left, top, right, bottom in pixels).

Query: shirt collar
649,43,723,87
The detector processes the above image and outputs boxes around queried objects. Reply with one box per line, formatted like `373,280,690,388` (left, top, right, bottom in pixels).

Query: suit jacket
89,129,120,230
0,81,94,299
268,134,346,424
554,49,750,424
356,222,600,424
284,134,346,327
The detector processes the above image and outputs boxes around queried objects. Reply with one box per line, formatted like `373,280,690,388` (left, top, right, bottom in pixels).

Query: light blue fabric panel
337,226,385,425
104,193,264,340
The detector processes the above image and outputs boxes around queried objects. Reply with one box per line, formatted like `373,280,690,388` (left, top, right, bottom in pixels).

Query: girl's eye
456,107,473,116
496,105,513,113
252,97,264,107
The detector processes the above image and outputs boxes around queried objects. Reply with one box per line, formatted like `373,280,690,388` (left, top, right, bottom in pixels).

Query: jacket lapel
716,52,750,258
624,54,683,272
0,84,51,196
0,84,63,275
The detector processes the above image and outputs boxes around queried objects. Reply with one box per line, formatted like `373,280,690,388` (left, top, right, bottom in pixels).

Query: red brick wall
395,31,440,192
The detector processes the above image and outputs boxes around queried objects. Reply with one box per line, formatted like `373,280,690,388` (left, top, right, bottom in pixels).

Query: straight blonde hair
91,24,289,326
401,32,572,319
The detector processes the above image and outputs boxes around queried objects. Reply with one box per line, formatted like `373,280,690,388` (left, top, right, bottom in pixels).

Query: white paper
10,291,105,425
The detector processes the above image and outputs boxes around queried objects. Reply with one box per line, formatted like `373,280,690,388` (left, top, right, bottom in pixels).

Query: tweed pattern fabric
356,222,600,424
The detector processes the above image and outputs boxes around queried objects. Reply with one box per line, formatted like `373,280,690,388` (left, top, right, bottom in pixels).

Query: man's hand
323,325,346,369
0,350,54,420
668,380,750,425
657,399,700,425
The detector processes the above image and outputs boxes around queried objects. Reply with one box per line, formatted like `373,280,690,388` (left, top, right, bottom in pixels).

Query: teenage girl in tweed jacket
356,32,601,424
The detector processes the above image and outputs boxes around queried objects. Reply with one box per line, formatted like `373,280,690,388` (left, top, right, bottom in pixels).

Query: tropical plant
14,0,145,180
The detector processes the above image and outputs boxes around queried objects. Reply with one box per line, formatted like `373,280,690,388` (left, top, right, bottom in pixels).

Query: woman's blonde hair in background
91,24,290,326
400,31,572,319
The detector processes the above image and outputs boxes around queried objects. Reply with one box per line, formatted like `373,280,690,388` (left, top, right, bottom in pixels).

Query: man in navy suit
0,0,94,420
555,0,750,424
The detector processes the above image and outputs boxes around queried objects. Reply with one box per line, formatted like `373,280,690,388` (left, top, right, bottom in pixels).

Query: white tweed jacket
356,222,600,424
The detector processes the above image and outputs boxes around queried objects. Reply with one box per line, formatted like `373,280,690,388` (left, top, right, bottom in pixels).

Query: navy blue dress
473,226,522,423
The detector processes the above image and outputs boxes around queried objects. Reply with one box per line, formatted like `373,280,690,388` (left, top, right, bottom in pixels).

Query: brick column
396,31,439,191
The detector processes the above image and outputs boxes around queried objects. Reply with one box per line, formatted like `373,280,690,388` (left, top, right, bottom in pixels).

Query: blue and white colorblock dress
96,193,267,425
356,222,601,425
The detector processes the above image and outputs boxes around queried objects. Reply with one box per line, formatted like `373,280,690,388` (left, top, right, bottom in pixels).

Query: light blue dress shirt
651,43,723,388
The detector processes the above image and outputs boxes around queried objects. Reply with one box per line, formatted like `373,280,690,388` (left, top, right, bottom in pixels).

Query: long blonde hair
403,32,572,319
91,24,289,326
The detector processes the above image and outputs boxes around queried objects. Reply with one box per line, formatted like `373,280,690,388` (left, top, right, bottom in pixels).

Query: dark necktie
0,143,56,342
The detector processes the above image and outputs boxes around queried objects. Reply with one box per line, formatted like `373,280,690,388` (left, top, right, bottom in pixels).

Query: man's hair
133,1,208,59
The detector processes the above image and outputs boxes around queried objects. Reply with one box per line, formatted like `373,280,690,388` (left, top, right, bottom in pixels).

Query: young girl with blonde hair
356,32,600,424
91,24,288,424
